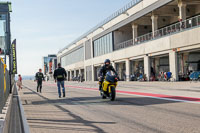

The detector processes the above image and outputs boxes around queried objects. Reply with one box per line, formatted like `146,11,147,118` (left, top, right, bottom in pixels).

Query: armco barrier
8,84,30,133
0,58,10,114
0,89,12,133
0,83,30,133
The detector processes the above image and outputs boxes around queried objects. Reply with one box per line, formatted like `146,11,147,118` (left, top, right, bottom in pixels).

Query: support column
112,62,116,69
91,65,95,82
79,69,81,75
144,56,151,81
169,51,178,81
151,15,158,37
78,69,81,81
178,1,186,21
74,70,76,78
125,59,130,81
131,23,138,43
84,67,87,81
70,71,72,81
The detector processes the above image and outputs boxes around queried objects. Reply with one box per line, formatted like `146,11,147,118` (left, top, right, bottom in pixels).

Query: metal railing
114,39,133,50
115,15,200,50
97,0,142,27
59,0,143,53
0,58,10,113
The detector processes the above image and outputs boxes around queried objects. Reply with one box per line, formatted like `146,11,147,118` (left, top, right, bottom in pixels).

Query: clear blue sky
10,0,131,75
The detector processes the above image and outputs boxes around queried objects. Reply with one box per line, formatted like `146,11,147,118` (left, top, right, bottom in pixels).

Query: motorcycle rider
98,59,118,92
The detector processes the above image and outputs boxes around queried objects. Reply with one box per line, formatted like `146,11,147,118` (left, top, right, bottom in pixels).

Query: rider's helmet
104,59,111,67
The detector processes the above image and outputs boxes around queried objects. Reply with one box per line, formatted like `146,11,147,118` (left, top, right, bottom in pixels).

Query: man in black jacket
35,69,45,93
98,59,118,91
53,63,67,98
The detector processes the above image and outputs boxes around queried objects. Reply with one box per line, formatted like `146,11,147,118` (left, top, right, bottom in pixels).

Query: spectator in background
17,74,22,91
166,71,172,81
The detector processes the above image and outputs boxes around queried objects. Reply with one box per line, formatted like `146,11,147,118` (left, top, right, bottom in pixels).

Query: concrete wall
0,94,12,133
58,0,200,81
86,65,92,81
195,5,200,14
85,39,92,60
138,25,152,36
81,26,200,69
170,27,200,49
63,61,84,71
113,26,132,46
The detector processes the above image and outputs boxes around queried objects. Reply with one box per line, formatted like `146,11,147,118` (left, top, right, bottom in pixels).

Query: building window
61,47,84,67
93,32,113,57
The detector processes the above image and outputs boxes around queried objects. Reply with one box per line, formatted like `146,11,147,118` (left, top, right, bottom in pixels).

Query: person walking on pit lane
35,69,45,93
53,63,67,98
17,74,23,91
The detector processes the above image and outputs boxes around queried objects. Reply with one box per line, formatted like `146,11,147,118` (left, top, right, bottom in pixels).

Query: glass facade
61,47,84,67
93,32,113,57
0,14,7,55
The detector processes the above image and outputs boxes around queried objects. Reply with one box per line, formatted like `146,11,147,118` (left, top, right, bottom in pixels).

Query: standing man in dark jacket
35,69,45,93
53,63,67,98
98,59,118,91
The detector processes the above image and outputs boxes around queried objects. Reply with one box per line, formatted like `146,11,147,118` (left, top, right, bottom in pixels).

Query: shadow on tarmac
23,86,180,106
30,96,180,106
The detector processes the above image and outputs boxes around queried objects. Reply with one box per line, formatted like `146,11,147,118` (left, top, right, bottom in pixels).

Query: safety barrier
0,58,10,114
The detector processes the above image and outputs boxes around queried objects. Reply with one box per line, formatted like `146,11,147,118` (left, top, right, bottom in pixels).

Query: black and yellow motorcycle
99,71,118,101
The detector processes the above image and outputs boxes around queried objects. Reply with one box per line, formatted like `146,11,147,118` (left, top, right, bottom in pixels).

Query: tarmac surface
19,80,200,133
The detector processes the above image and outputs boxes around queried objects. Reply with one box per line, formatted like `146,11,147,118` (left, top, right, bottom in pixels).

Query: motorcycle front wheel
100,91,106,99
110,86,116,101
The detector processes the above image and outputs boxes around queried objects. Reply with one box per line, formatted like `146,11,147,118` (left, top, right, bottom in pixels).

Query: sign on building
11,39,17,74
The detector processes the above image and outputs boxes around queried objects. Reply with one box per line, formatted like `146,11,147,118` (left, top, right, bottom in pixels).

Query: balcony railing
114,39,133,50
115,15,200,50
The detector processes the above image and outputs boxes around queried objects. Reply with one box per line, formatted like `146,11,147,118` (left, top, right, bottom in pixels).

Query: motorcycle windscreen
105,71,116,83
